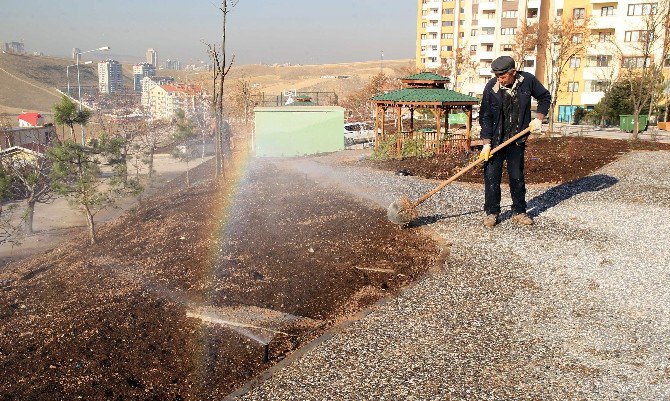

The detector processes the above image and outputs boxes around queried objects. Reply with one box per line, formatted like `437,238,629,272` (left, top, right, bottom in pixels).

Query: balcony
479,67,494,76
478,34,496,43
479,51,495,59
590,15,617,29
479,18,496,27
581,91,606,105
426,24,441,33
479,1,497,11
421,38,440,46
590,0,618,3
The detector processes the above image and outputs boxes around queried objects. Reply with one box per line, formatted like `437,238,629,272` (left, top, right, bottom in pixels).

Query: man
478,56,551,228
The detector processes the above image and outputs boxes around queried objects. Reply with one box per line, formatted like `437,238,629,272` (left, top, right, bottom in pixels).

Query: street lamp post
75,46,110,145
67,61,92,98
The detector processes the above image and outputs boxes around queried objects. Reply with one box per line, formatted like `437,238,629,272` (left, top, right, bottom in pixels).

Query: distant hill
0,53,134,120
0,52,416,124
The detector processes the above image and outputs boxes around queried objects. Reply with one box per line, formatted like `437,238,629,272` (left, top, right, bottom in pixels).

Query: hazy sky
0,0,417,65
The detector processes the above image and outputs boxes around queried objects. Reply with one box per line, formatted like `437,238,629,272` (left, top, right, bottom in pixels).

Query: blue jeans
484,143,526,215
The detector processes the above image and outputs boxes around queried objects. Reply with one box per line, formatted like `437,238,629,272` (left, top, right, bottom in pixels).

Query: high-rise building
416,0,669,122
146,48,158,67
3,41,25,54
98,60,123,94
165,59,181,71
133,63,156,92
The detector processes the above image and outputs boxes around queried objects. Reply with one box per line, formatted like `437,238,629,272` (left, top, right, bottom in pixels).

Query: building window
567,82,579,92
597,31,613,42
622,56,650,68
586,80,610,92
573,8,585,19
501,44,513,51
459,32,464,38
501,27,516,35
442,33,454,39
460,7,465,12
482,27,495,35
485,44,494,51
446,45,453,51
422,9,429,15
470,44,477,54
471,29,478,36
443,21,454,26
570,57,581,68
527,8,538,18
459,19,464,25
502,10,518,18
483,10,496,19
601,6,615,16
557,8,563,16
627,3,657,16
421,34,427,40
432,45,439,51
587,55,612,67
524,59,535,68
444,8,454,13
422,22,427,28
572,33,583,43
431,33,438,38
625,30,654,42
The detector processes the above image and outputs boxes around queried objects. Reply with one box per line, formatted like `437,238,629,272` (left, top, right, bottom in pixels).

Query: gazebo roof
371,88,479,104
403,72,450,81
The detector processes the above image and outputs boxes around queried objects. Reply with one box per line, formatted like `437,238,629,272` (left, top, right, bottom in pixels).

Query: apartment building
417,0,668,122
98,59,123,94
553,0,666,122
146,83,202,120
133,63,156,92
140,76,175,110
417,0,544,97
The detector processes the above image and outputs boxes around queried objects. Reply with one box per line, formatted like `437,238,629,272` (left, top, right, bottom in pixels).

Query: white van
344,122,375,146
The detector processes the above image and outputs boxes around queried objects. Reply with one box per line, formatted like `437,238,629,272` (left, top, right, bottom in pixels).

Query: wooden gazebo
371,72,479,153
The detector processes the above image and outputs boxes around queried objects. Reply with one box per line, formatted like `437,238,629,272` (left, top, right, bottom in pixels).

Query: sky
0,0,417,66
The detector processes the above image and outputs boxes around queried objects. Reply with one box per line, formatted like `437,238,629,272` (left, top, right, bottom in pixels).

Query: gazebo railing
384,130,469,155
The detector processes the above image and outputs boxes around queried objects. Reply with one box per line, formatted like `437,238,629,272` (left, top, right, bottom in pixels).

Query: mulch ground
357,136,670,184
0,156,438,400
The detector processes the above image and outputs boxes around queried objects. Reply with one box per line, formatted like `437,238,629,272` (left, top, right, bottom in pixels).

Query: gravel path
230,151,670,400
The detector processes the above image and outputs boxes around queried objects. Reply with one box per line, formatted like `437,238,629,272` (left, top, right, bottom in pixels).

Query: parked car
344,122,375,146
176,137,216,158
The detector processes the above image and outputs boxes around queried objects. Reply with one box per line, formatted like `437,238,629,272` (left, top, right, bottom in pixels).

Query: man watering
478,56,551,228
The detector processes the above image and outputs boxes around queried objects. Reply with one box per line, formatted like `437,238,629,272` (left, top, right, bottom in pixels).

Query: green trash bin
619,115,648,132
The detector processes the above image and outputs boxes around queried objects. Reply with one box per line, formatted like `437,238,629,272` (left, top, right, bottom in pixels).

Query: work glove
529,118,543,134
479,144,492,161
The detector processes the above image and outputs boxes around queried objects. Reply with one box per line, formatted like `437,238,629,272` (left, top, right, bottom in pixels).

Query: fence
388,130,470,155
252,91,338,107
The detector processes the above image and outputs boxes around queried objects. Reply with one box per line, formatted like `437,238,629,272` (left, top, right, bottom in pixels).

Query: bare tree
513,19,540,71
204,0,238,178
452,40,478,92
544,14,593,133
612,1,670,139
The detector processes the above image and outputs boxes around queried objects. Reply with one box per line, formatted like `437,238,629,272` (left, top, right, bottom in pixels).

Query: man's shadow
408,174,618,227
501,173,618,221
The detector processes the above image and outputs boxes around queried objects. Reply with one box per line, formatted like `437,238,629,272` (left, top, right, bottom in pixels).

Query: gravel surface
231,150,670,400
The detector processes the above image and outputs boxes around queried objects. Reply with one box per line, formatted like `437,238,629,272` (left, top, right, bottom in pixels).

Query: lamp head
98,46,110,51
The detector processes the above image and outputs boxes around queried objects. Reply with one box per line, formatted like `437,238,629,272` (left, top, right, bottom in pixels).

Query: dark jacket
479,71,551,146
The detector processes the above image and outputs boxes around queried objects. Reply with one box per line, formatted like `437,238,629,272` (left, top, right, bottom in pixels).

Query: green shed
253,106,345,157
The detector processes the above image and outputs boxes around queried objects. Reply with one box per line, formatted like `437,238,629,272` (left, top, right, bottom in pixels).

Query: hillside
0,52,416,124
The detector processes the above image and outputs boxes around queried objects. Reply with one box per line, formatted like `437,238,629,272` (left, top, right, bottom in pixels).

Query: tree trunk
632,110,640,140
84,205,96,245
23,200,35,234
70,124,76,141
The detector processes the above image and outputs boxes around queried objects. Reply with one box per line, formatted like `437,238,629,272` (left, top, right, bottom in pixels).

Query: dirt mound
0,157,438,399
357,137,670,184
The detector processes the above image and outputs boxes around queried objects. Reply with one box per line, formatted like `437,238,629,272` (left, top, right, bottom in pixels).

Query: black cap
491,56,515,74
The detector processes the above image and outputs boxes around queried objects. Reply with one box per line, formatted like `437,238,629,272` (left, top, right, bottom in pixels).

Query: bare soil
0,156,438,400
357,136,670,184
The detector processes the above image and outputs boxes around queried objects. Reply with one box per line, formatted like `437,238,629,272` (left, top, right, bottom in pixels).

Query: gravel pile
232,151,670,400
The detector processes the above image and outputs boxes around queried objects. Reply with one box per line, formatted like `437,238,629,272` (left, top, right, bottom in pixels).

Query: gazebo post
466,106,473,150
410,108,415,134
374,104,380,147
435,107,442,154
